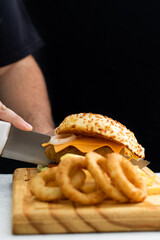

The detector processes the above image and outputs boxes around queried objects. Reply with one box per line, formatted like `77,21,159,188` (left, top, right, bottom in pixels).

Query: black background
2,0,160,173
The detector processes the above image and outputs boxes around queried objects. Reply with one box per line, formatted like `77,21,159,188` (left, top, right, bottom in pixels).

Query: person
1,0,160,172
0,0,54,134
0,0,54,172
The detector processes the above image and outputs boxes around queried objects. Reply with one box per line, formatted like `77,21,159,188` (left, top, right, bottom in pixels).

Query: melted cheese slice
53,137,124,153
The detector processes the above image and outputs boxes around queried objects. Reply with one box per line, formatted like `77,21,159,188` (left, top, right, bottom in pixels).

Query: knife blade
130,158,150,169
0,120,52,165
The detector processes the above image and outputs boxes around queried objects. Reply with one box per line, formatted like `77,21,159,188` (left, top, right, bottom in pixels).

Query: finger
0,102,33,131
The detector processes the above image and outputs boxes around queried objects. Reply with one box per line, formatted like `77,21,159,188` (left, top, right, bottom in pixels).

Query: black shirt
0,0,43,67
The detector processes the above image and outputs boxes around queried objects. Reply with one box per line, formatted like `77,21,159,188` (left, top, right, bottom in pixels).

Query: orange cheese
53,137,124,153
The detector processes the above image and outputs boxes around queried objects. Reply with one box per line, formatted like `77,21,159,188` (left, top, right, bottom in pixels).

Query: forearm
0,55,55,134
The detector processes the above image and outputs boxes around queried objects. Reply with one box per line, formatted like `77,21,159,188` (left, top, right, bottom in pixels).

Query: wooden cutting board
12,168,160,234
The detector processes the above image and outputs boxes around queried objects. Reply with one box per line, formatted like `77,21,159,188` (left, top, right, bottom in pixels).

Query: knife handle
0,121,11,155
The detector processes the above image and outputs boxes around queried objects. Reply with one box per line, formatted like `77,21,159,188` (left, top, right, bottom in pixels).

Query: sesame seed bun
56,113,145,159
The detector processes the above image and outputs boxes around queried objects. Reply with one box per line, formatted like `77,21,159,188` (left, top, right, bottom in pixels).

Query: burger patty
45,145,114,163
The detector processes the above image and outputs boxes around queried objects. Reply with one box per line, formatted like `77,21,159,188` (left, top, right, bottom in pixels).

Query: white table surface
1,174,160,240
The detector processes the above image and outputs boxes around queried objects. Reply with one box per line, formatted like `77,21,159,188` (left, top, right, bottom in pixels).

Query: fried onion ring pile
30,152,148,205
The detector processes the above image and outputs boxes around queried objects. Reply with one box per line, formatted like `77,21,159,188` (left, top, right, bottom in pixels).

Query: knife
0,120,52,165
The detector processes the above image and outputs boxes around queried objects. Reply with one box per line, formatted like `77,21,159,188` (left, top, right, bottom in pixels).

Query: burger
43,112,145,163
42,112,160,195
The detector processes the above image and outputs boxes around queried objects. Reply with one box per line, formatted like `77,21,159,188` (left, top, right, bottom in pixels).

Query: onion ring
49,133,76,145
30,166,85,202
30,167,63,201
86,152,128,202
101,153,147,202
56,154,105,205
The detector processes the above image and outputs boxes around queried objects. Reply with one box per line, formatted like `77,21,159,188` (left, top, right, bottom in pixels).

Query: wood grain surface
12,168,160,234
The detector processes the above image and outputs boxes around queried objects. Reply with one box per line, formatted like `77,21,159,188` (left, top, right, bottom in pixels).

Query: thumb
0,102,33,131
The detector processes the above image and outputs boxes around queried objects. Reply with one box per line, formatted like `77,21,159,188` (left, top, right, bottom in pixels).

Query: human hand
0,101,33,131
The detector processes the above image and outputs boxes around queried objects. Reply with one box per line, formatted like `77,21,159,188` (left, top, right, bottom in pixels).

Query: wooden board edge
12,168,39,234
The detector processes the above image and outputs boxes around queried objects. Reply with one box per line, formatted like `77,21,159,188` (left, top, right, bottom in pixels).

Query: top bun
56,113,145,158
